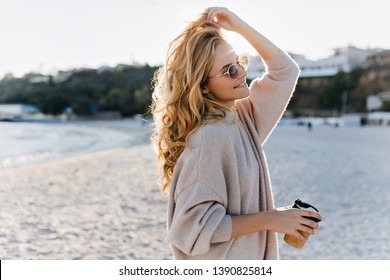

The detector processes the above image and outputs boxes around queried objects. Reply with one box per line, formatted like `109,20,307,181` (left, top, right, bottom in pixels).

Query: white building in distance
247,46,384,79
367,92,390,112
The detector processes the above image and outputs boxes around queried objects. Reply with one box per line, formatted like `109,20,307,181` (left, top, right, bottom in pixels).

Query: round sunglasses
209,56,248,80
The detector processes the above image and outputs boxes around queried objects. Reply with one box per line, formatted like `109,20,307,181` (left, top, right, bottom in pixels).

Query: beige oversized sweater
167,49,300,259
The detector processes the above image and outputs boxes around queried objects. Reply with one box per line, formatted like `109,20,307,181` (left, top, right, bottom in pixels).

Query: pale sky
1,0,389,78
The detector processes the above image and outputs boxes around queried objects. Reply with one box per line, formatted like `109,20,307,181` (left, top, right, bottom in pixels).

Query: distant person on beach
151,7,322,259
307,121,312,131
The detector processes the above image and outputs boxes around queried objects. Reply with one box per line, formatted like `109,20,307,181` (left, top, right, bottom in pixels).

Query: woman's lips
234,81,247,88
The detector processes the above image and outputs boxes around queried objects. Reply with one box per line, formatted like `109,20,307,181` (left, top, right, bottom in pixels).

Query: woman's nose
238,64,247,78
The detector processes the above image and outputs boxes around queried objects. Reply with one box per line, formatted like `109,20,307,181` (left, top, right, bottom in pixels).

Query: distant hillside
1,62,389,118
0,64,158,117
288,63,390,116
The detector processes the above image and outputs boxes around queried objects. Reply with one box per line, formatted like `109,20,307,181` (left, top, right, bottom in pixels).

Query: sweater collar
222,109,238,124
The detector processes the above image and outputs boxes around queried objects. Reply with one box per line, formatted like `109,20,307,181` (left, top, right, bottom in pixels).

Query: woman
151,7,322,259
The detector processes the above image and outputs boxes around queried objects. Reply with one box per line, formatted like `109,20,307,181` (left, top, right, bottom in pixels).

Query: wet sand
1,124,389,259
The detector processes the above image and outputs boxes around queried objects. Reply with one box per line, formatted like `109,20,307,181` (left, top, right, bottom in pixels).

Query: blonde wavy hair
151,11,234,195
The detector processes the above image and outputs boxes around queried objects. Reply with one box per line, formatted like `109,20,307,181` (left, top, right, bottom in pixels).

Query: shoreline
0,117,153,171
0,143,150,174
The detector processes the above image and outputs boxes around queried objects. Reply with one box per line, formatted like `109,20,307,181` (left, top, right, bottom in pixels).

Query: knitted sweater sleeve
167,124,233,256
236,49,300,144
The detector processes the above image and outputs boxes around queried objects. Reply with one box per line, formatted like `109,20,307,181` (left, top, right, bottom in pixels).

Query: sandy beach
1,121,389,260
0,144,172,259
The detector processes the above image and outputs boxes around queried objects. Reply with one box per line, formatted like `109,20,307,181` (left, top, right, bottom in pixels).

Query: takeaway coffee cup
283,199,321,248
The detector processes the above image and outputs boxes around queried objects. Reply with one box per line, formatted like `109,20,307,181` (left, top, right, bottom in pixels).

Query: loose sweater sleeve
236,49,300,144
167,125,234,256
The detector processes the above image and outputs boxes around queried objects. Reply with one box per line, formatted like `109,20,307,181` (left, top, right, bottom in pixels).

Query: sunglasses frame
209,56,248,80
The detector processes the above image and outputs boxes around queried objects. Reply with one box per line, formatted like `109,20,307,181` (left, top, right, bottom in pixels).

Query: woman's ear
201,86,210,95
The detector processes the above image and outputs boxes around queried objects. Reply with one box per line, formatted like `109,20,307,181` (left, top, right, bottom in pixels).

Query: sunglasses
209,56,248,80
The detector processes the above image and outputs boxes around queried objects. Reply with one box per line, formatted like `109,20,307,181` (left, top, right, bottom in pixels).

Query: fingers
206,7,233,22
286,228,311,244
293,209,322,231
298,224,316,236
302,209,323,223
206,7,226,23
298,212,322,240
291,213,322,243
301,216,320,230
204,7,244,32
272,207,323,236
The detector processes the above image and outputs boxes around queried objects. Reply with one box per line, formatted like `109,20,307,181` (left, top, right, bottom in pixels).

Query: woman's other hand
268,206,323,241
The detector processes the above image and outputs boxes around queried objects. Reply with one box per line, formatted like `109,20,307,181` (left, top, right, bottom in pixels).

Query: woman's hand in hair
206,7,279,60
205,7,246,33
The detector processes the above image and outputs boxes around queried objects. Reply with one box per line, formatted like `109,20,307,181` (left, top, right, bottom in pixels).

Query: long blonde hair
151,11,234,195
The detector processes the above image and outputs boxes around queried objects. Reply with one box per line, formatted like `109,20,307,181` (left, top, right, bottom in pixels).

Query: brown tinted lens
227,64,239,79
